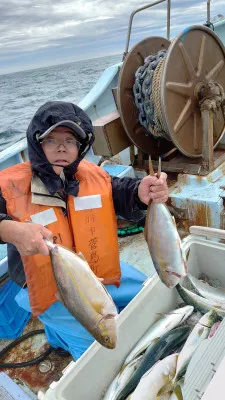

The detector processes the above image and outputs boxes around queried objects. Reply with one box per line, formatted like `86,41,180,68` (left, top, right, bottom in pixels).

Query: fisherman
0,101,169,360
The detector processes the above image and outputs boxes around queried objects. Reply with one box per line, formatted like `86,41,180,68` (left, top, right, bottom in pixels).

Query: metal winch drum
117,25,225,159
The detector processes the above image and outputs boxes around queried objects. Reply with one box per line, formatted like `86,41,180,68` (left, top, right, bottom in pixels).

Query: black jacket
0,176,147,287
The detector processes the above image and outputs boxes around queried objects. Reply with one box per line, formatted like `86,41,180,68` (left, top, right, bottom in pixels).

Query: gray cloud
0,0,224,73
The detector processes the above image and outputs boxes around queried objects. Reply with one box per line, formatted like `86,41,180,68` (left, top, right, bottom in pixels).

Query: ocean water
0,53,122,152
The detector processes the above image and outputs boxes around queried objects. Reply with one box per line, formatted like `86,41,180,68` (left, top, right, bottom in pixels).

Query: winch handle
190,225,225,240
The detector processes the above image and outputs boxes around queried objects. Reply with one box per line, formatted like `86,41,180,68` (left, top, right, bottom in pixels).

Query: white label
31,208,57,226
74,195,102,211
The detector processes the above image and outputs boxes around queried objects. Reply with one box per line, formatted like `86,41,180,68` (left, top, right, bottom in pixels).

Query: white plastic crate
101,164,135,178
39,226,225,400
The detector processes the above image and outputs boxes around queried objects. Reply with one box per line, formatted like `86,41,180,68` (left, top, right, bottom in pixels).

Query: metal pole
201,109,214,172
123,0,170,60
167,0,171,40
207,0,211,25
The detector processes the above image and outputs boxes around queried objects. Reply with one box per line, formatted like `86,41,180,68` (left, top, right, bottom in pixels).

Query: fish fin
92,302,104,314
187,274,204,296
98,280,115,303
186,248,190,261
77,252,89,264
144,224,148,241
157,382,173,396
152,337,160,344
171,215,176,226
173,384,184,400
155,312,169,317
144,203,151,241
119,363,127,374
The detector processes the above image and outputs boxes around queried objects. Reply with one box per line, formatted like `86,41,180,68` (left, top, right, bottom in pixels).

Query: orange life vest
0,160,121,316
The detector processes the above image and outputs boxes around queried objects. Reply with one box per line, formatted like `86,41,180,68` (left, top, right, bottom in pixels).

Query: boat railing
207,0,211,26
123,0,171,60
0,138,28,171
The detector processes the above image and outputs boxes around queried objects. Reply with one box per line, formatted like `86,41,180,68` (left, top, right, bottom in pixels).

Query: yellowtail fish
171,310,217,388
144,157,187,288
188,273,225,308
159,311,217,396
117,326,190,400
122,305,193,368
176,283,225,317
130,353,178,400
103,355,143,400
45,240,118,349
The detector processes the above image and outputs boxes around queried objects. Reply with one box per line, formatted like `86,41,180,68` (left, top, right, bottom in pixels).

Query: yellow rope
151,59,171,140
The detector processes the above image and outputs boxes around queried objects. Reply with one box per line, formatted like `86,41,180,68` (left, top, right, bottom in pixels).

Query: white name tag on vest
74,195,102,211
31,208,57,226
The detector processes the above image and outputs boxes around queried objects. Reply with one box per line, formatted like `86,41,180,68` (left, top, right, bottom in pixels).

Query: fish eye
104,336,110,343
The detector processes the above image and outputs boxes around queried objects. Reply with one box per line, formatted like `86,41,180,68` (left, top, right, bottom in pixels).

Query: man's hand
138,172,169,205
0,220,53,256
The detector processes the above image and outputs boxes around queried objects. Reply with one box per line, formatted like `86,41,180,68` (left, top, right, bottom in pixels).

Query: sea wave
0,54,121,151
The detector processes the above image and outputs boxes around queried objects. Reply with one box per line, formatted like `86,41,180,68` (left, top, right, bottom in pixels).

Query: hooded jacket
27,101,95,196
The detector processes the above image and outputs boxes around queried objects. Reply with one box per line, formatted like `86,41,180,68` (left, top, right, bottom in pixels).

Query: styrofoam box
101,164,135,178
0,254,8,277
40,226,225,400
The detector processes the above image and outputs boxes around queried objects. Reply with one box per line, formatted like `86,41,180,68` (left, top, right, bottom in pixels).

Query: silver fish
103,355,143,400
144,157,187,288
188,273,225,308
176,283,225,317
130,353,178,400
46,240,118,349
122,305,193,368
173,310,217,384
117,326,190,400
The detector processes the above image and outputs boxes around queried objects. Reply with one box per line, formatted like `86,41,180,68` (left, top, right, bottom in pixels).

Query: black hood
27,101,95,196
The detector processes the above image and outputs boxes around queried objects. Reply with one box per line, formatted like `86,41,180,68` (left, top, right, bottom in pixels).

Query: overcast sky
0,0,224,74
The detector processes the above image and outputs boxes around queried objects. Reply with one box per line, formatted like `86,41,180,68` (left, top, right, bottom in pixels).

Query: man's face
41,126,80,175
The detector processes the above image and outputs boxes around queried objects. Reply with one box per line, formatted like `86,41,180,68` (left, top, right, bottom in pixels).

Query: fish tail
173,384,184,400
157,381,174,396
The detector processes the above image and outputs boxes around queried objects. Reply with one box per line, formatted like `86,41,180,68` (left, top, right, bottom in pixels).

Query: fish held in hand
145,157,187,288
45,240,118,349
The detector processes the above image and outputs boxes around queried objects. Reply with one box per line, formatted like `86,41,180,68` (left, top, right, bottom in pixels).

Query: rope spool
151,57,169,139
118,25,225,158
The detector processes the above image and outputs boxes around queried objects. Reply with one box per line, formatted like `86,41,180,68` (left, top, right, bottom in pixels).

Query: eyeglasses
40,138,81,149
